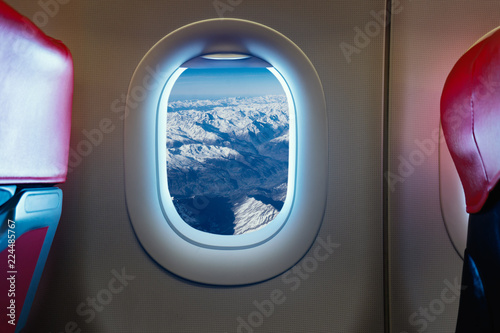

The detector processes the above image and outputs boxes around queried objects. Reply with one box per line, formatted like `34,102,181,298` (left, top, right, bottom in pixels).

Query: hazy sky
168,67,285,101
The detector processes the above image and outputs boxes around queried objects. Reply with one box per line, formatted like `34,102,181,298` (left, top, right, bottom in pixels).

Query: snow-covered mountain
166,95,289,235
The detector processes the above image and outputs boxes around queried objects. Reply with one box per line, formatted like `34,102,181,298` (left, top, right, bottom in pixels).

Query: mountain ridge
166,95,289,235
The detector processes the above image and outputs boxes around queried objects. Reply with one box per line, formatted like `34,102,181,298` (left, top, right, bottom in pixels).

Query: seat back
0,2,73,332
0,0,73,184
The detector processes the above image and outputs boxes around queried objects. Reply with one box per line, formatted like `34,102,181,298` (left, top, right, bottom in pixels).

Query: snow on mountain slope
233,197,280,235
166,95,289,235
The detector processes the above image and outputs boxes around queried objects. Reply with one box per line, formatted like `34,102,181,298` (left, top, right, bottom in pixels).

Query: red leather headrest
0,1,73,184
441,27,500,213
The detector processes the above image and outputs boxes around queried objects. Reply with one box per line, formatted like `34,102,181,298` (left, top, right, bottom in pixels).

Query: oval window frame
159,63,296,247
124,18,328,285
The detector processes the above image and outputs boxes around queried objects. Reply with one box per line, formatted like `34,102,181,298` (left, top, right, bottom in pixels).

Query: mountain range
166,95,289,235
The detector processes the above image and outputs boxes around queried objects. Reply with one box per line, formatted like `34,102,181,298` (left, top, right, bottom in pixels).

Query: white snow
166,95,289,235
232,197,280,235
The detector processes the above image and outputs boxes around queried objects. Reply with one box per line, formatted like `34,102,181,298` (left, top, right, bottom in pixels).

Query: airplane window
163,56,291,236
124,18,327,285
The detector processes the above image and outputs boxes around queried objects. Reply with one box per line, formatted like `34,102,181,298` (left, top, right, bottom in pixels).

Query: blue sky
168,68,285,101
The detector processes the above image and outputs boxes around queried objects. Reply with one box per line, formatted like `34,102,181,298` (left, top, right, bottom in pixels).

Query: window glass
166,65,289,235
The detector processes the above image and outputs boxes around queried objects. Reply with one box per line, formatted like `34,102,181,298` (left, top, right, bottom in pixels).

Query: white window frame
159,65,295,247
124,18,328,285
